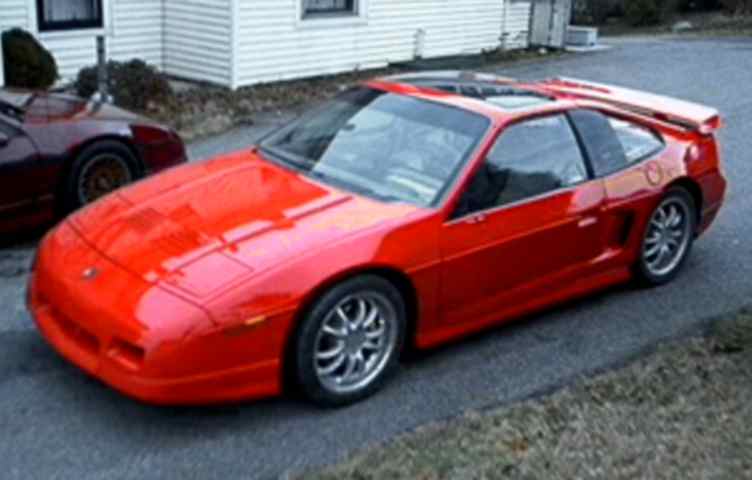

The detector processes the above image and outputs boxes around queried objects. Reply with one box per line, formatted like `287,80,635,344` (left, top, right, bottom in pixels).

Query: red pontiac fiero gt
28,73,726,407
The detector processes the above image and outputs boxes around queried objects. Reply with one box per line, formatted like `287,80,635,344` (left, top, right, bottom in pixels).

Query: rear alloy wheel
295,276,406,407
62,140,139,214
637,188,696,286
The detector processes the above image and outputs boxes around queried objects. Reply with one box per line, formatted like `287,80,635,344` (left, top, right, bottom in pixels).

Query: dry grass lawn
301,309,752,480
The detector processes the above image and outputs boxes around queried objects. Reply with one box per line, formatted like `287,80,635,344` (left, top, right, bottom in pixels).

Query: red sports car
0,89,187,233
27,73,726,407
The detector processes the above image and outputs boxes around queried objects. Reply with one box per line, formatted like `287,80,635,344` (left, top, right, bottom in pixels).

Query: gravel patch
301,309,752,480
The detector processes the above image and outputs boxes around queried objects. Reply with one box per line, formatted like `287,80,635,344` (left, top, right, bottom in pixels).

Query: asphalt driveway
1,36,751,480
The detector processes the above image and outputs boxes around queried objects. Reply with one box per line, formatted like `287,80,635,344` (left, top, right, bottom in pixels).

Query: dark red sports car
28,73,726,407
0,89,187,233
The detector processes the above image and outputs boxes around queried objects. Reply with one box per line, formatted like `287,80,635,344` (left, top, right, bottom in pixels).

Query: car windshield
0,90,31,121
260,87,490,207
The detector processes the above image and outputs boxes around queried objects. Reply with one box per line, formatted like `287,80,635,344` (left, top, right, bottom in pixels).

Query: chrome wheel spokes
314,292,397,394
643,198,692,277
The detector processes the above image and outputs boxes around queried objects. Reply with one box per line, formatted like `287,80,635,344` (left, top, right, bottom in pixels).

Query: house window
37,0,104,32
302,0,357,18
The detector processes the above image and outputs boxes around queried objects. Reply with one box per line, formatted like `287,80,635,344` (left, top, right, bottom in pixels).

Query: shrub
74,59,172,111
625,0,675,25
720,0,752,13
573,0,627,24
1,28,58,89
677,0,723,11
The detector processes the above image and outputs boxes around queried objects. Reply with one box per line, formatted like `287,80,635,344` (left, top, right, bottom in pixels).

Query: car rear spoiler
539,77,722,134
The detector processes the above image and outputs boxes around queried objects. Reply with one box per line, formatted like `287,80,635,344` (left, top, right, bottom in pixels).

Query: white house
1,0,534,89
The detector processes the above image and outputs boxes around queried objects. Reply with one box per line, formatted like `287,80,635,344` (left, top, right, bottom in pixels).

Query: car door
439,113,607,326
0,118,41,218
567,109,667,269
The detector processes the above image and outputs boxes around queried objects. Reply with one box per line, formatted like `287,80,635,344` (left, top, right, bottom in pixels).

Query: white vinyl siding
4,0,162,81
108,0,164,67
38,34,102,79
3,0,533,89
164,0,233,86
4,0,30,29
502,1,531,50
233,0,508,87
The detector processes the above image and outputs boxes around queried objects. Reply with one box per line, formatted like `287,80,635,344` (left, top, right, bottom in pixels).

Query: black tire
294,275,406,407
636,187,697,286
61,140,140,215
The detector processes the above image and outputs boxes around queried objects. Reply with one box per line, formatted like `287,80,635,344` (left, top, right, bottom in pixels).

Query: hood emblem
82,267,99,281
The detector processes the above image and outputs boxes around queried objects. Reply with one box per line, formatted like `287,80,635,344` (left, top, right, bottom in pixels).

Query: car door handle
578,216,598,228
464,213,487,225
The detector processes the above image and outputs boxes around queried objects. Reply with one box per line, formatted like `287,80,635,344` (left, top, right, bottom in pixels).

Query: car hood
69,149,418,299
18,91,144,123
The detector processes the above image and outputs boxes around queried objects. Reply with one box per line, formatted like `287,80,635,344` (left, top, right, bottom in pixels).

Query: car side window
0,118,14,135
0,118,20,142
568,109,627,177
454,114,588,217
569,109,664,177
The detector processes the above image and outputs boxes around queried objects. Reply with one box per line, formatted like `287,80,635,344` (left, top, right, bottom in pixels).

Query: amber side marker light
223,315,267,337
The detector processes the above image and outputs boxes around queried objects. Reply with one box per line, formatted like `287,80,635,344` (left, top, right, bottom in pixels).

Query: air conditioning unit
567,26,598,47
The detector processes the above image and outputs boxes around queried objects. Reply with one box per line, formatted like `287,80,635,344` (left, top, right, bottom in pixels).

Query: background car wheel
61,140,140,214
636,187,697,286
294,275,406,407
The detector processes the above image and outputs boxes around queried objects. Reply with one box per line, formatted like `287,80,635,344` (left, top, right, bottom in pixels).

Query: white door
549,0,571,47
530,0,553,46
530,0,570,48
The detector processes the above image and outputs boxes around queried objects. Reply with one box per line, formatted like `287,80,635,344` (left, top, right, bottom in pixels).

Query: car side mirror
0,132,8,148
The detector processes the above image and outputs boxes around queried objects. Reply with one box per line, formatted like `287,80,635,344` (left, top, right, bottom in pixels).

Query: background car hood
69,149,418,299
29,95,143,123
1,90,144,123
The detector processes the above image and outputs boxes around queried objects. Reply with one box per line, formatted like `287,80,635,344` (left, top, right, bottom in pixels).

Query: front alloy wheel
295,276,406,407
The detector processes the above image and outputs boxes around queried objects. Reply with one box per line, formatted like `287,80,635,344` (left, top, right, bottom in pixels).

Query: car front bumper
27,223,284,406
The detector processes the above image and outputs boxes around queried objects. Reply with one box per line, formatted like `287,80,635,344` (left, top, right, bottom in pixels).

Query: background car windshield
261,87,489,207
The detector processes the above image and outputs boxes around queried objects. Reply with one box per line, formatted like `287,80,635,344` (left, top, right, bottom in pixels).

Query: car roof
371,70,576,123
